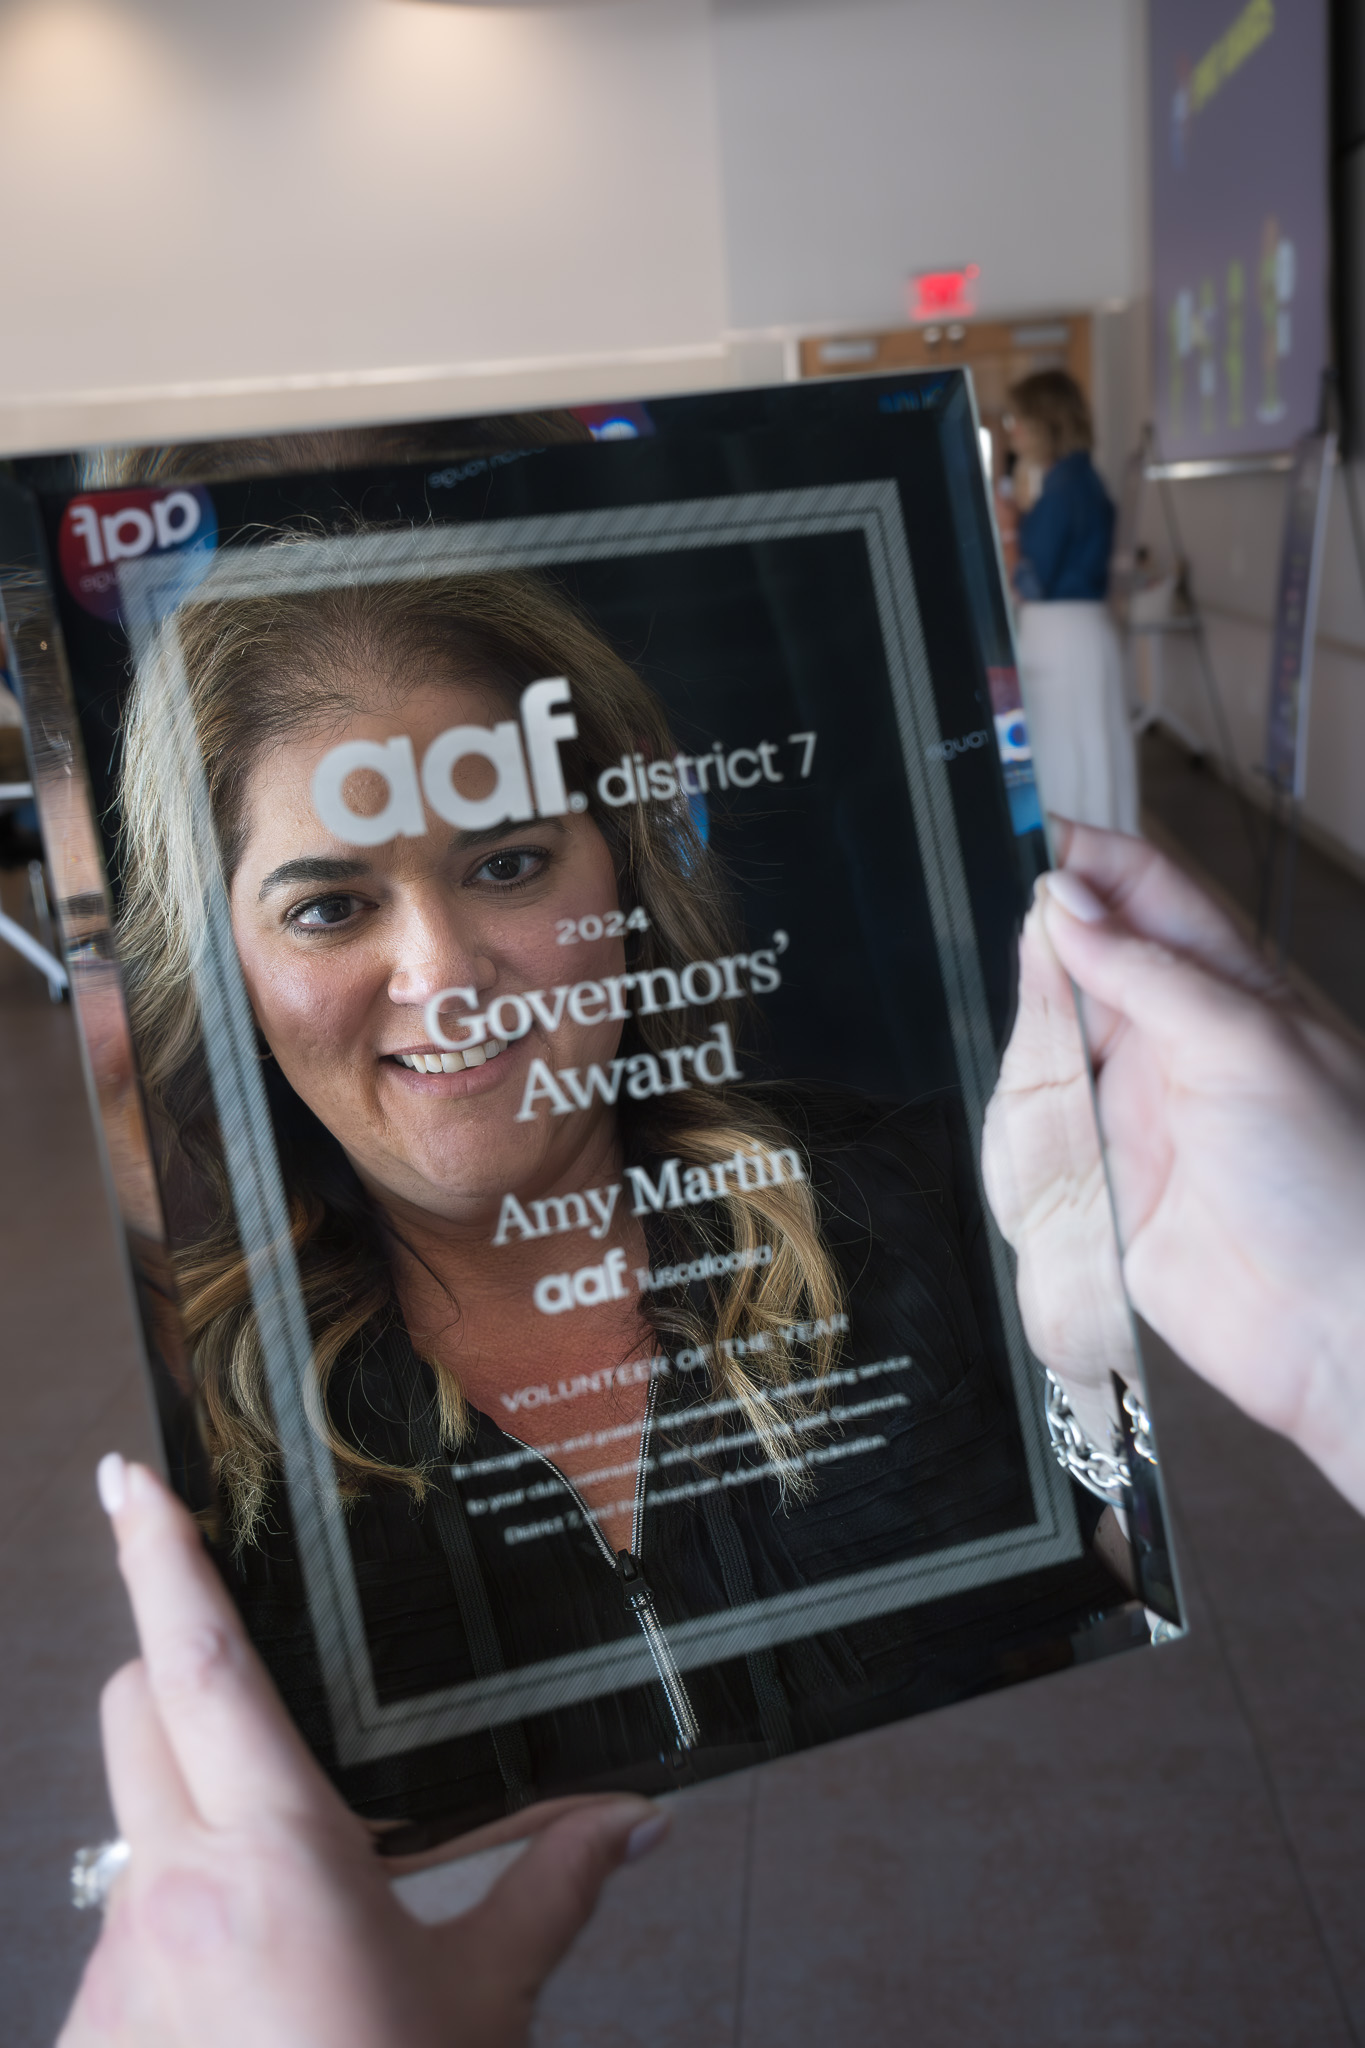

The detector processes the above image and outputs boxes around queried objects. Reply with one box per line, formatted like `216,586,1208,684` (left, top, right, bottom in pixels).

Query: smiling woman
109,557,1109,1842
118,570,845,1547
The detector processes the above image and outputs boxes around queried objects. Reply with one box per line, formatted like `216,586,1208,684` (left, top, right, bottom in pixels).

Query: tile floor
1139,728,1365,1034
3,809,1365,2045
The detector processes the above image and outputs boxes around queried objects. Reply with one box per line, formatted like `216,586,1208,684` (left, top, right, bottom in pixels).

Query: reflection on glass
7,377,1180,1852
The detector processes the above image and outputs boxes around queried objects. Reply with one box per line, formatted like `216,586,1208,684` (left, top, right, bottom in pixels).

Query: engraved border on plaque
112,483,1080,1765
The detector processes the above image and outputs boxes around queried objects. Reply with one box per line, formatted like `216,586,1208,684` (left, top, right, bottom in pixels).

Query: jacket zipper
507,1377,700,1752
615,1549,700,1751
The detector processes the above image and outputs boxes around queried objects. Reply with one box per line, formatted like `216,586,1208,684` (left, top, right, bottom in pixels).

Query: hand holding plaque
988,820,1365,1513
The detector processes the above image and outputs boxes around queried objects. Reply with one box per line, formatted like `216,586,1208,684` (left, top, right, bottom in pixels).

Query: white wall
0,0,1145,454
0,0,736,450
714,0,1140,338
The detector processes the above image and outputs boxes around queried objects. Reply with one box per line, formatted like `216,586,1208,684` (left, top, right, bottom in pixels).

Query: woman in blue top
1008,370,1137,833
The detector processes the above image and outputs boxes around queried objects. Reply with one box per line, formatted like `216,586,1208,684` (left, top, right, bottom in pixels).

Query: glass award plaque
0,373,1181,1854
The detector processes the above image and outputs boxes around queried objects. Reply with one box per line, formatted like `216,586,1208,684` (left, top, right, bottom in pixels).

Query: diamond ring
71,1838,130,1911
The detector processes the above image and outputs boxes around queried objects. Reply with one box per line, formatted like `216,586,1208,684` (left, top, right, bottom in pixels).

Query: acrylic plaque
1,373,1181,1853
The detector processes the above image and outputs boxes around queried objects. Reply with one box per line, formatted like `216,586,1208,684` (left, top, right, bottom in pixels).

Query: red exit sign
910,265,979,323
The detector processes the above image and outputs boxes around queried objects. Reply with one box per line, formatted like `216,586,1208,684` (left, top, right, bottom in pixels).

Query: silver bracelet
1044,1371,1156,1506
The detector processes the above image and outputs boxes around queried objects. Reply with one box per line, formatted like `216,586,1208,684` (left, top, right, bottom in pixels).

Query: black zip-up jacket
223,1086,1120,1851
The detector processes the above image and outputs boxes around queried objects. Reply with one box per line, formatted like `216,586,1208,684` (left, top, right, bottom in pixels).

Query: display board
1150,0,1329,462
0,376,1178,1854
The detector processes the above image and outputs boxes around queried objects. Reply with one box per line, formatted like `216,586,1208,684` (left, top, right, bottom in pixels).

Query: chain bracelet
1122,1384,1158,1467
1044,1372,1157,1506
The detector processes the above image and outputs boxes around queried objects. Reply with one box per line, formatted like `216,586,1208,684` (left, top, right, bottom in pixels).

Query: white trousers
1016,601,1139,835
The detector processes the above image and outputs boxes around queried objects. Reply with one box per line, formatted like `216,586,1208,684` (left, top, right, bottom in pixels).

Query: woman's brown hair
1008,368,1094,462
118,562,844,1543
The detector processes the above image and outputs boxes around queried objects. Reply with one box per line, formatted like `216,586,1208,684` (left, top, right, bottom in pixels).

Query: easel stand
1256,423,1337,958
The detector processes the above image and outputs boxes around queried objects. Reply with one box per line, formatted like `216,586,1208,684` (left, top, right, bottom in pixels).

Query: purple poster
1150,0,1329,461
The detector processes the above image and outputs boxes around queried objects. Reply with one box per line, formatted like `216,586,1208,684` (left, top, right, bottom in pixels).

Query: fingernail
1044,871,1106,924
624,1812,670,1863
96,1453,126,1517
125,1461,157,1504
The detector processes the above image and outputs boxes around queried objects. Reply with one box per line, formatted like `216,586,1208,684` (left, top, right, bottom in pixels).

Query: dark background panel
556,533,957,1101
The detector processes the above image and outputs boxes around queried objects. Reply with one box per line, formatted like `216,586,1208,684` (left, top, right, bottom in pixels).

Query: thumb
1040,870,1271,1079
436,1795,667,2018
1002,892,1086,1085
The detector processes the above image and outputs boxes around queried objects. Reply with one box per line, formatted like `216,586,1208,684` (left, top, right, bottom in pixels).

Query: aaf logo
58,486,217,624
312,679,580,845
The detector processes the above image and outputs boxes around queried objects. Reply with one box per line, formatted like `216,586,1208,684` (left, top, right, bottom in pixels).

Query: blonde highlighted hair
117,563,844,1543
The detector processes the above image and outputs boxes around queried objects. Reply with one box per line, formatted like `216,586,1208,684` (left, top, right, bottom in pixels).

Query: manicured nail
96,1453,127,1516
624,1812,670,1863
1044,871,1106,924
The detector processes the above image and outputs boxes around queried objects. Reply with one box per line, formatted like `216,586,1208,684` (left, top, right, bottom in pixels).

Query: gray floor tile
0,963,154,2046
534,1773,754,2048
738,1628,1354,2048
1142,1335,1365,2039
1140,729,1365,1033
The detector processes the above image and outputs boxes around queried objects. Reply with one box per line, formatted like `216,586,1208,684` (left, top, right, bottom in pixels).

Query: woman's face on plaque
228,674,627,1223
